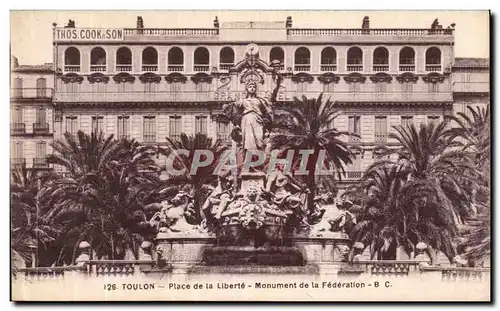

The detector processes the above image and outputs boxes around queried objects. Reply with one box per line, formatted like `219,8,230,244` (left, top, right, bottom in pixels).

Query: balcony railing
33,123,50,134
345,171,363,180
142,65,158,72
11,88,53,100
287,28,454,36
11,158,26,166
374,134,388,143
399,65,415,72
373,65,389,72
321,64,337,72
194,65,210,72
116,64,132,72
348,135,361,142
64,65,80,72
55,90,453,103
90,65,106,72
168,65,184,72
11,123,26,134
426,65,442,72
294,65,311,71
124,28,219,36
33,158,49,168
347,65,363,72
219,63,234,71
143,133,156,142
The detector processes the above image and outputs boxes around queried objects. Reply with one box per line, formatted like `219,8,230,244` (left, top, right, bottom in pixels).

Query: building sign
54,28,124,41
214,91,292,101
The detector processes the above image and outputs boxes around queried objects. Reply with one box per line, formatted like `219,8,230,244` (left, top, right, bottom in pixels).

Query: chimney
213,16,219,28
65,19,75,28
286,16,292,28
11,56,19,69
137,16,144,29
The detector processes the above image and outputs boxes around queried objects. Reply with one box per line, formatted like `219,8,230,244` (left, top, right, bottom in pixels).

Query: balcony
347,65,363,72
33,158,49,168
143,133,156,142
90,65,106,72
33,123,50,134
168,65,184,72
294,65,311,72
374,134,388,143
426,65,442,72
11,88,53,100
64,65,80,72
194,65,210,72
345,171,363,180
142,65,158,72
11,158,26,167
321,64,337,72
116,65,132,72
373,65,389,72
348,135,361,142
399,65,415,72
11,123,26,134
219,63,234,71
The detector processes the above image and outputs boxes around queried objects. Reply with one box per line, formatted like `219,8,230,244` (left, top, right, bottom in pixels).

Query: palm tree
270,93,355,217
45,131,163,261
163,133,228,223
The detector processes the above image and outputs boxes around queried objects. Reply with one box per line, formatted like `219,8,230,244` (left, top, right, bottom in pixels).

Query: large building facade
15,16,486,187
10,57,55,171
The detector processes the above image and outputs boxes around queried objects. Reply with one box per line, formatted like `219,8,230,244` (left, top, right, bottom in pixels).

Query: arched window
64,47,80,72
168,47,184,72
194,47,210,72
320,47,337,71
116,47,132,72
426,47,442,71
270,47,285,69
294,47,311,71
399,47,415,71
219,47,234,70
347,47,363,71
142,47,158,71
373,47,389,71
90,47,106,72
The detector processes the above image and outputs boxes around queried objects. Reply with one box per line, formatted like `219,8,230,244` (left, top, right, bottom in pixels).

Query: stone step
186,264,320,275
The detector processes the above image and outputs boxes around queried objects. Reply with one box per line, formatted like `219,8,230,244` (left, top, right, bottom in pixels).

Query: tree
270,93,355,218
163,133,228,223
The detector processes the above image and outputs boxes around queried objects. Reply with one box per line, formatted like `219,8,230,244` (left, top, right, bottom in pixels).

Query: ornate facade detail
191,72,213,84
239,68,265,85
422,72,446,84
291,72,314,83
317,73,340,84
370,72,393,83
139,72,161,84
165,72,187,84
396,72,419,84
54,110,63,122
60,72,84,84
113,72,135,84
217,75,232,91
344,72,367,84
87,72,110,84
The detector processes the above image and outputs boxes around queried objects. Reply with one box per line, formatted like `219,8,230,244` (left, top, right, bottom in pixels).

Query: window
321,47,337,66
169,116,182,140
143,116,156,142
35,141,47,160
375,116,388,142
375,83,388,93
35,107,46,125
428,83,439,93
323,83,335,93
36,77,47,97
91,116,104,134
270,47,285,67
294,47,311,71
347,47,363,71
427,116,440,127
13,78,23,98
402,82,413,93
116,47,132,72
194,47,210,71
168,47,184,71
64,47,81,71
373,47,389,71
296,82,309,93
65,116,78,136
401,116,413,128
216,122,231,141
349,82,361,93
348,116,361,141
142,47,158,71
117,116,130,139
90,47,107,71
219,47,235,69
425,47,441,71
12,141,24,160
195,82,210,93
195,116,208,135
12,107,23,123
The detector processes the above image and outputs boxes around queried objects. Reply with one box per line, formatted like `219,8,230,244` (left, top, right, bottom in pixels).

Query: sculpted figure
149,191,198,233
201,174,236,226
262,164,308,213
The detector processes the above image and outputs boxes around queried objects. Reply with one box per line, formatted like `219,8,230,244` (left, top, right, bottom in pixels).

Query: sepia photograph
9,9,490,302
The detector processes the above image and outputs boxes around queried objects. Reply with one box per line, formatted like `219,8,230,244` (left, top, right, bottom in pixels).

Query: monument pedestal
238,171,266,195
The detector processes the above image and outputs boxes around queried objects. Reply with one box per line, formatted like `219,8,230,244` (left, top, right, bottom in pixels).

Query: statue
309,196,356,237
201,173,236,229
149,191,199,234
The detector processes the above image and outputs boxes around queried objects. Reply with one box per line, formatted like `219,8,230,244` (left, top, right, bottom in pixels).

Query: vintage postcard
10,10,490,302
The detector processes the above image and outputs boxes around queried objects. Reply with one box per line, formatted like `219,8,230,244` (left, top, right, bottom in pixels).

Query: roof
454,58,489,68
12,63,54,73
